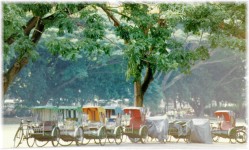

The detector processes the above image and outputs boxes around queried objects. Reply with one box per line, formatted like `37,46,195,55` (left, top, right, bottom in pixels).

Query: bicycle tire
236,130,247,143
13,128,23,148
26,127,35,147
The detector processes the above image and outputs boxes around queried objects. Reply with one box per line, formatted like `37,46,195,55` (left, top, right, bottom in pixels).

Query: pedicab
167,120,191,143
81,106,107,146
211,110,247,143
29,105,60,147
104,106,123,145
145,115,169,143
122,107,148,143
57,106,84,146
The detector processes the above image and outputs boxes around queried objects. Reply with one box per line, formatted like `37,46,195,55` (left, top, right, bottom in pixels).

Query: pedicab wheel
13,128,23,148
59,140,73,146
122,134,128,142
212,127,219,142
82,139,90,145
139,125,148,144
75,127,84,146
162,139,168,143
51,127,60,147
229,128,237,144
98,126,107,146
26,128,35,147
108,138,115,143
129,137,140,143
166,135,171,142
35,140,49,147
212,132,219,142
157,138,166,143
184,136,190,143
94,139,99,144
236,130,247,143
230,138,236,144
114,126,123,145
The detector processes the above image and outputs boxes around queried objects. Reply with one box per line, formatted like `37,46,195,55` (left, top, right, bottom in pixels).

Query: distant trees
6,42,134,106
162,48,245,117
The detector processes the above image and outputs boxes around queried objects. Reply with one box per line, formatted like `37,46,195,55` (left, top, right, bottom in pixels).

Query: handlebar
15,116,32,125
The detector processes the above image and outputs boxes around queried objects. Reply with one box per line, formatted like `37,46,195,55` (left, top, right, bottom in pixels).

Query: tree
3,3,246,108
100,3,245,106
3,3,110,94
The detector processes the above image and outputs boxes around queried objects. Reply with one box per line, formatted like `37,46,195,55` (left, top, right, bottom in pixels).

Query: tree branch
162,50,237,91
100,5,120,27
220,77,244,86
4,17,39,45
216,65,237,86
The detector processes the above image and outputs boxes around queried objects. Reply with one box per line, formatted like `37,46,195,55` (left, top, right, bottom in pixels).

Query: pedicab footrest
212,130,229,135
88,122,103,128
84,130,98,135
84,130,100,139
106,122,116,129
63,120,75,130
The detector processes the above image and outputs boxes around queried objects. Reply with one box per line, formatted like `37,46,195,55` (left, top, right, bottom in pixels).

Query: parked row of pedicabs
13,105,247,148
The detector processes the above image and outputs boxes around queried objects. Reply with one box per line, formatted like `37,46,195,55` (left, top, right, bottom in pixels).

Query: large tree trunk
3,57,29,94
134,65,154,107
134,80,143,107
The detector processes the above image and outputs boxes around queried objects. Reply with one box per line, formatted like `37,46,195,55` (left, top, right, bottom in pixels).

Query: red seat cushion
221,121,232,130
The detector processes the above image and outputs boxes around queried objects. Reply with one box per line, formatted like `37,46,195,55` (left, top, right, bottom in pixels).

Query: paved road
1,124,248,149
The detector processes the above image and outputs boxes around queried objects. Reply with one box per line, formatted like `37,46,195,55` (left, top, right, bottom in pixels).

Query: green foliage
3,4,26,64
3,4,26,41
183,3,226,33
19,3,53,16
84,14,105,40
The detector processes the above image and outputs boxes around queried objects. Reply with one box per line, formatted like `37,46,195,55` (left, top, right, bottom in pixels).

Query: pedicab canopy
82,106,106,123
123,107,146,129
214,110,235,121
31,106,59,122
104,106,122,119
123,107,145,118
58,106,82,121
